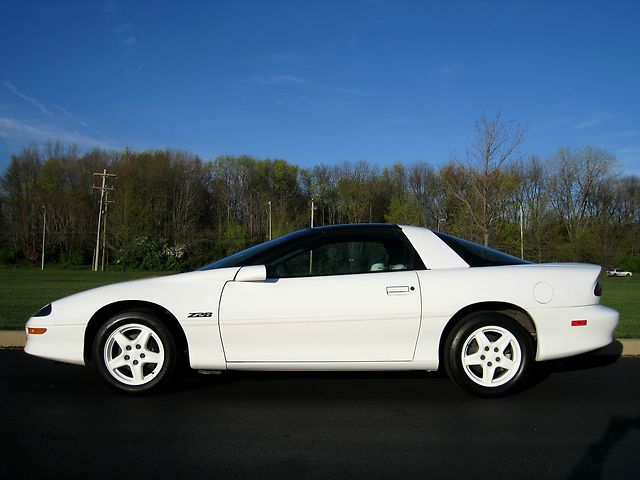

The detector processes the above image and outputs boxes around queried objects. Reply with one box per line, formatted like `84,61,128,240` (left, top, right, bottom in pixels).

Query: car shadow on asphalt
174,368,448,394
527,340,623,388
174,341,624,395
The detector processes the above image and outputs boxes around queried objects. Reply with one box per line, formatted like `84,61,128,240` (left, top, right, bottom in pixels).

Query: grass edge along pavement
1,267,638,337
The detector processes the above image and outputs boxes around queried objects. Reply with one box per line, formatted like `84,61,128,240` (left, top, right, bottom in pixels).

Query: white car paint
26,268,240,369
412,263,617,366
220,270,421,362
24,225,618,377
400,225,469,269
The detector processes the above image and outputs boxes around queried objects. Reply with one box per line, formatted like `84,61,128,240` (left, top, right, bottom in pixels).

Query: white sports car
25,224,618,397
606,268,633,277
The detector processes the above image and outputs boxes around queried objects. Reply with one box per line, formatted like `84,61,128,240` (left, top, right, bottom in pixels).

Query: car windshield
199,229,310,270
434,232,531,267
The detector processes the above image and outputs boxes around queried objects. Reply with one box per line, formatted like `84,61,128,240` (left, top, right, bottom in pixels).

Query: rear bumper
531,304,619,361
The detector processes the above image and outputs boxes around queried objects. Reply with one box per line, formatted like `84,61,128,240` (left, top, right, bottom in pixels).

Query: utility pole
520,203,524,259
93,169,116,272
101,191,114,271
310,199,315,228
309,198,318,274
41,205,46,271
268,201,272,240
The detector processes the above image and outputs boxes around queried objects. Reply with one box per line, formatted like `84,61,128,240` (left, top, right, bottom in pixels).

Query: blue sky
1,0,639,174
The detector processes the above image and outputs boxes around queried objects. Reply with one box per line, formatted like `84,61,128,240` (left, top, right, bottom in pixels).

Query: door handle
386,286,411,295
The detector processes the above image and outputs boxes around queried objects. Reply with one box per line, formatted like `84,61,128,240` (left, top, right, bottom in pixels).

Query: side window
266,234,414,278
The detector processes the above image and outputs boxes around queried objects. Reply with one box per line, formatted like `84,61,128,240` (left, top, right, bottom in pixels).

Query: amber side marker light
27,327,47,335
571,320,588,327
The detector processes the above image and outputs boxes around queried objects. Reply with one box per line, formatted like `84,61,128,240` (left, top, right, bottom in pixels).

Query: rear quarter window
434,232,531,267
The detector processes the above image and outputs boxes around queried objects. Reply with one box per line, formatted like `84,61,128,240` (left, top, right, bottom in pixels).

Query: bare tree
516,155,552,261
550,146,615,242
443,112,525,246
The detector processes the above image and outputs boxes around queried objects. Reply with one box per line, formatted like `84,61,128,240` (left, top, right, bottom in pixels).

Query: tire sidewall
445,312,533,397
93,311,177,394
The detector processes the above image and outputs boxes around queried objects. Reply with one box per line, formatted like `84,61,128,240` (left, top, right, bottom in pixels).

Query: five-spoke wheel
94,311,177,394
444,312,533,397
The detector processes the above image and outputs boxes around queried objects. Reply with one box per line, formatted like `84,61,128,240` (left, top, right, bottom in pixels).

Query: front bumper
531,304,619,361
24,317,86,366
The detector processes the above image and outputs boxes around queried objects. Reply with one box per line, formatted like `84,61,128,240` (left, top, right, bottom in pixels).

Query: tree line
1,113,638,271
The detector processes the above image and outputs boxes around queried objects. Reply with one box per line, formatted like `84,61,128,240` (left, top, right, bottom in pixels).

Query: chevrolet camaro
24,224,619,397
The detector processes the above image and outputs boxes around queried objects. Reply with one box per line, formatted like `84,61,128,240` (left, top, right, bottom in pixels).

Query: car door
218,231,423,362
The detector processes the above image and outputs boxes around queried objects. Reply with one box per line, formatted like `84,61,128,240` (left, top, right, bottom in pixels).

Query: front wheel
444,313,533,397
93,311,177,394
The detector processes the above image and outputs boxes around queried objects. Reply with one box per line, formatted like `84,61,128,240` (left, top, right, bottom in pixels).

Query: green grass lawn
0,267,160,330
0,267,638,338
600,275,639,338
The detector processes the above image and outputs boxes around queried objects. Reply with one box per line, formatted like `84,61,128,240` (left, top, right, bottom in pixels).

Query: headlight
33,303,52,317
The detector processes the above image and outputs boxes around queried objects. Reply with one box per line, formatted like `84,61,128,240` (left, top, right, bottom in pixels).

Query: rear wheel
444,313,533,397
93,311,177,394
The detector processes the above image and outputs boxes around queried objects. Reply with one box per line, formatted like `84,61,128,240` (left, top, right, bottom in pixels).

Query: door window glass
267,234,413,278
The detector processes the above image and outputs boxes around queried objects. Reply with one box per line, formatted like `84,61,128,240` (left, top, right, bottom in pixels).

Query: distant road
2,350,639,479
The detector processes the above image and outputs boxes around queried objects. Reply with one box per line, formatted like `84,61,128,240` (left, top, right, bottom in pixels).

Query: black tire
444,312,534,397
93,310,178,394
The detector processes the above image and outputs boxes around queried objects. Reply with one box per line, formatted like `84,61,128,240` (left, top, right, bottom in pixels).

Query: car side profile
24,224,619,397
606,268,633,277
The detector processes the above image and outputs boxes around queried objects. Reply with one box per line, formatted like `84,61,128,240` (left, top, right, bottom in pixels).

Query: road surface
2,349,638,479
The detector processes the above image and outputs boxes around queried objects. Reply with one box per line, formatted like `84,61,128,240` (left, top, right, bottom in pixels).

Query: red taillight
571,320,587,327
594,281,602,297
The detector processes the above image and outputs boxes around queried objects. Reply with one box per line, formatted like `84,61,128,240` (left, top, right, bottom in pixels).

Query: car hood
48,267,240,326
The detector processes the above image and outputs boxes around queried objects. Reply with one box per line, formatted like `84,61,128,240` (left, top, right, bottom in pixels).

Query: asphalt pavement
2,349,639,479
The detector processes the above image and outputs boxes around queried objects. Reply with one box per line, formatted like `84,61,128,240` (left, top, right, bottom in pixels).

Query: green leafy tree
385,195,424,225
